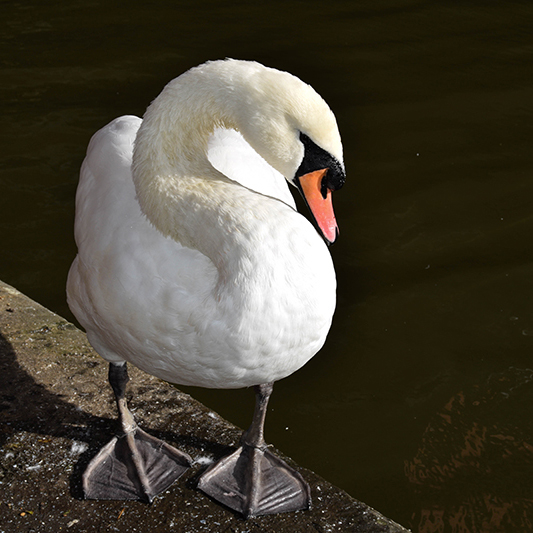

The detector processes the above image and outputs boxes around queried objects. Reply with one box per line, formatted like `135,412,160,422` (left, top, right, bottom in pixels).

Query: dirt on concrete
0,280,410,532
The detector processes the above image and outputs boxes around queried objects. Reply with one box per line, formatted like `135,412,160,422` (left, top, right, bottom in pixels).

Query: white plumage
67,59,344,516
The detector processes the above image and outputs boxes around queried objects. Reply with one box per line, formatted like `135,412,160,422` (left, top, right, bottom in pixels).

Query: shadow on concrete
0,330,234,501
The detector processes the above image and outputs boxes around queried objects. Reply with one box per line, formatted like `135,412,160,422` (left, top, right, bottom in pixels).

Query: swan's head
219,60,345,244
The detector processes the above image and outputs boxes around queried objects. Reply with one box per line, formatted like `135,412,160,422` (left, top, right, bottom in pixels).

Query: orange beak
298,168,339,244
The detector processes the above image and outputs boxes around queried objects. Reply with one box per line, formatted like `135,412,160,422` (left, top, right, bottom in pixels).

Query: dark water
2,1,533,530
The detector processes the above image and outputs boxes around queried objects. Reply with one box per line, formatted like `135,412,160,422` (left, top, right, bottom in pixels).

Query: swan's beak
297,169,339,245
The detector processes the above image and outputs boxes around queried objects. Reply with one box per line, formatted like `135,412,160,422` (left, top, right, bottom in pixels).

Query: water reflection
407,367,533,532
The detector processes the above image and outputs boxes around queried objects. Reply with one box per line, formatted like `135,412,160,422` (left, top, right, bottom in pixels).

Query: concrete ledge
0,280,409,532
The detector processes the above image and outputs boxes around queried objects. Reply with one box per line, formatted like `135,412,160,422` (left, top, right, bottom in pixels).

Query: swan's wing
207,128,296,208
68,116,219,371
72,115,142,250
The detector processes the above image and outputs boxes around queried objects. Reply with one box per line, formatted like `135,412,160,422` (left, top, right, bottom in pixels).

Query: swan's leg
198,382,311,518
82,362,192,502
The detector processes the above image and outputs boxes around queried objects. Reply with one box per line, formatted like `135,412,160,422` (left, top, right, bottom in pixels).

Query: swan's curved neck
130,60,335,274
131,67,251,250
130,62,302,261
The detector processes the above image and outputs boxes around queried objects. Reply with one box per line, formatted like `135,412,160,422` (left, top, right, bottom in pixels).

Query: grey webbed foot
197,383,311,518
83,426,191,502
198,442,310,517
83,362,192,502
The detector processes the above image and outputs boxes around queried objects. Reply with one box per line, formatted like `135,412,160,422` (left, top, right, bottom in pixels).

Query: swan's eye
320,173,329,200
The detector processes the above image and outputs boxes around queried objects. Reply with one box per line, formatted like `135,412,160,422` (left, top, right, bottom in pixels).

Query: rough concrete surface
0,280,410,532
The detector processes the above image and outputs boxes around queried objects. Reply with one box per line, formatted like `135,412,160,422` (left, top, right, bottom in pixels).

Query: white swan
67,59,345,518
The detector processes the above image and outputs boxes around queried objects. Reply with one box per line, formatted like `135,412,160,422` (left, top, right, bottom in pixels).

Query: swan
67,59,345,518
